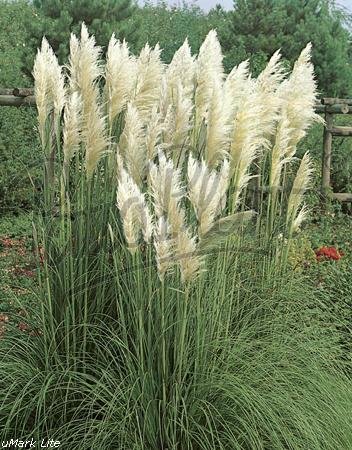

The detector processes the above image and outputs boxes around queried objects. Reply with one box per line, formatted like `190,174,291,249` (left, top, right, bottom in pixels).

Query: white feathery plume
188,155,229,236
205,78,231,167
34,38,66,124
149,151,185,231
269,114,294,192
256,49,286,94
254,50,286,140
195,30,224,126
141,206,154,243
224,60,250,121
68,33,80,91
277,43,323,153
172,83,193,162
115,147,124,179
229,87,268,208
67,24,107,176
63,92,82,165
162,82,193,163
166,38,196,100
176,227,203,283
154,217,174,280
116,169,141,252
292,204,309,232
149,152,202,281
158,75,170,120
231,141,258,211
74,23,102,89
217,158,230,214
119,103,146,185
286,152,314,231
132,43,164,122
84,100,108,177
33,38,51,146
105,34,136,126
68,24,102,119
117,169,154,252
145,106,163,160
48,51,66,121
172,82,193,156
162,103,174,146
230,88,264,171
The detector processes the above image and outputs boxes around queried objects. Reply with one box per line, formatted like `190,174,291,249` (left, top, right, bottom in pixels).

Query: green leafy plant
1,25,351,450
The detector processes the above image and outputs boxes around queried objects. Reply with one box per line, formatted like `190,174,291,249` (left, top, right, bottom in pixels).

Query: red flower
18,321,29,332
315,246,343,261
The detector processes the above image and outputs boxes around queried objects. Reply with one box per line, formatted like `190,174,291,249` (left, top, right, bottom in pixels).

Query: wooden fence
0,89,352,202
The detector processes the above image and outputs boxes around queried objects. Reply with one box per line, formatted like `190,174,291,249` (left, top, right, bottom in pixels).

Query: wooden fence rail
0,90,351,202
0,88,35,106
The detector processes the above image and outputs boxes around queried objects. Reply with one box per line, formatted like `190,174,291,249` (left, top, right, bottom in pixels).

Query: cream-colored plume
188,155,229,236
254,50,285,140
119,103,146,185
286,152,314,232
105,35,136,127
224,60,250,122
269,115,294,193
48,52,66,121
132,44,164,122
205,79,231,167
63,92,82,165
84,100,108,177
277,43,322,154
33,38,51,146
68,24,107,176
195,30,224,126
256,50,285,94
149,152,203,281
154,217,174,280
35,28,321,283
176,227,203,283
292,204,309,232
162,82,193,163
166,38,195,101
68,24,102,116
145,106,163,160
33,38,65,142
117,169,154,252
149,151,185,232
229,89,267,208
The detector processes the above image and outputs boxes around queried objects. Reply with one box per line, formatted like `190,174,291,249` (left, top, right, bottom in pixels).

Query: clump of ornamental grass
0,24,351,449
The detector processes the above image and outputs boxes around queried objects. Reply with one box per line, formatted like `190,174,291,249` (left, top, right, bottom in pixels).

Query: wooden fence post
321,112,333,199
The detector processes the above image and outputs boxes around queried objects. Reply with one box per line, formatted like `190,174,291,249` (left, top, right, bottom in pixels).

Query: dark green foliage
0,107,40,211
29,0,138,62
132,2,213,63
0,1,40,212
0,1,36,85
219,0,352,95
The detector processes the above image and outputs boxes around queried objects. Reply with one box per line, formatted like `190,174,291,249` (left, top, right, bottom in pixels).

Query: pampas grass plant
1,25,351,450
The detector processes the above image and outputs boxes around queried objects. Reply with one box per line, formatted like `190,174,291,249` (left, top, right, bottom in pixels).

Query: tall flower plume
36,28,320,282
63,92,82,165
195,30,224,127
132,44,164,122
278,43,323,153
188,155,229,236
117,169,154,252
68,24,107,176
119,103,146,185
105,35,136,127
286,152,314,233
